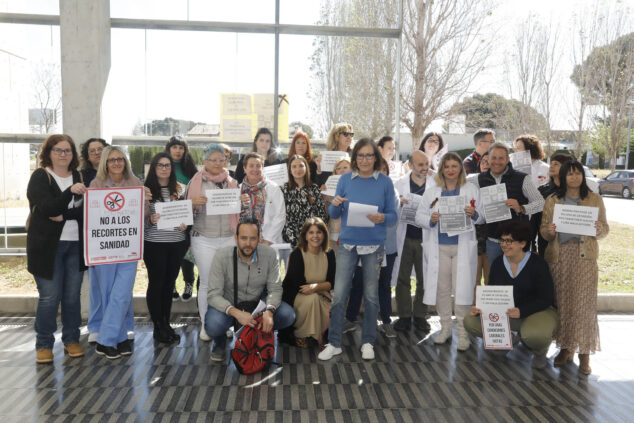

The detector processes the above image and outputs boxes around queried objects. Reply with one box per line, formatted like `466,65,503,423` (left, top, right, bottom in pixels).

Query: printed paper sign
553,204,599,236
322,174,341,197
476,285,514,350
221,94,252,115
320,151,349,172
389,160,403,181
510,151,532,175
206,188,241,215
400,193,422,226
347,202,378,227
438,195,471,233
480,184,512,223
155,200,193,230
221,119,253,141
262,163,288,186
84,187,144,265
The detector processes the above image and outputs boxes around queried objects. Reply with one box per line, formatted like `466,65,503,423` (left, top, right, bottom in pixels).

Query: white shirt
46,168,79,241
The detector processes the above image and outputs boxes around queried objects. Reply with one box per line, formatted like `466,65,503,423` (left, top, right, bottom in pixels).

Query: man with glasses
464,128,496,175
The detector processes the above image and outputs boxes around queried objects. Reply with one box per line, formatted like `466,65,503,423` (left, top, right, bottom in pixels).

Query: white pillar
59,0,111,319
59,0,110,144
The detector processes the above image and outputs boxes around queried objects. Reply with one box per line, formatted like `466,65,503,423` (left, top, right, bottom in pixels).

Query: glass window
0,0,59,15
280,0,400,28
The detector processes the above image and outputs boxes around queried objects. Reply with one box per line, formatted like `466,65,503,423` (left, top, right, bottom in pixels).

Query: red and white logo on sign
104,191,125,212
489,313,500,322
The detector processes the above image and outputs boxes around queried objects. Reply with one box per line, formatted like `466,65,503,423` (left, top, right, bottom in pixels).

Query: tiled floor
1,314,633,422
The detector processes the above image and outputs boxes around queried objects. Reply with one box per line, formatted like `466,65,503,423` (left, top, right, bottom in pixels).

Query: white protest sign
438,195,472,233
262,163,288,186
206,188,241,215
84,187,144,265
320,151,349,172
480,183,512,223
510,150,532,175
322,174,341,197
155,200,193,230
389,160,403,181
347,202,378,227
400,193,422,226
476,285,514,350
553,204,599,236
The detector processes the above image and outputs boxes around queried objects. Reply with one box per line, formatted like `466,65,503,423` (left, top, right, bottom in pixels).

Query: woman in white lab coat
415,152,483,351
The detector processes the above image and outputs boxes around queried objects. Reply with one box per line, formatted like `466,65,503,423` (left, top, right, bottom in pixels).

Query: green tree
290,121,314,139
144,117,203,136
449,93,548,137
571,32,634,169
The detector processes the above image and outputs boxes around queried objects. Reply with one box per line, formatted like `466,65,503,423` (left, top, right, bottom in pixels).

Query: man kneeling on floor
205,218,296,362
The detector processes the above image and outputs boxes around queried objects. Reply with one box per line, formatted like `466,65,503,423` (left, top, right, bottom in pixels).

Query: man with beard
205,218,296,362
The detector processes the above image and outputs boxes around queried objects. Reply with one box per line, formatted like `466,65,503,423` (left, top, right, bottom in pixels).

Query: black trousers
144,240,188,326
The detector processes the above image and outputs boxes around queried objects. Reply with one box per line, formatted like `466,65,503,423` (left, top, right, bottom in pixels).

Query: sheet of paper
510,150,532,175
206,188,241,216
553,204,599,236
480,184,512,223
155,200,193,230
389,160,403,181
476,285,514,310
347,202,378,227
481,311,513,350
320,151,349,172
262,163,288,186
322,174,341,197
400,193,422,226
438,196,471,233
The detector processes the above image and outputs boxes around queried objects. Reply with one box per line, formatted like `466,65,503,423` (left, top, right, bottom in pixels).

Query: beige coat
539,192,609,264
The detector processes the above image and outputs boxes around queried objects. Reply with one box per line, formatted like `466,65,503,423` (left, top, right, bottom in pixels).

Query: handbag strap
233,246,238,307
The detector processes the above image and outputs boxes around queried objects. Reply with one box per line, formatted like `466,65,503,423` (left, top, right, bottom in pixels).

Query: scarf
187,168,239,232
240,177,268,228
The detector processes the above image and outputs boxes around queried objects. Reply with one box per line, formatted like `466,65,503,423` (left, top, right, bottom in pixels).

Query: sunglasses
341,132,354,137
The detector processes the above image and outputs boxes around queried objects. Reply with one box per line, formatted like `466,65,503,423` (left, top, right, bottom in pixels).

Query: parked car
597,170,634,199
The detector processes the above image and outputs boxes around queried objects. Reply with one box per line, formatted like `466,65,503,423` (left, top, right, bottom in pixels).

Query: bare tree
400,0,495,148
30,62,62,134
536,20,562,156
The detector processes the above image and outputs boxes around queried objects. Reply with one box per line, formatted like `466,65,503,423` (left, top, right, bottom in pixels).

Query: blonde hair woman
314,122,353,186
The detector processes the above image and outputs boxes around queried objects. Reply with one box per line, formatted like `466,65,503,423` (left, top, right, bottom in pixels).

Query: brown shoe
36,349,53,363
64,343,84,358
554,348,573,367
578,354,592,375
295,337,309,349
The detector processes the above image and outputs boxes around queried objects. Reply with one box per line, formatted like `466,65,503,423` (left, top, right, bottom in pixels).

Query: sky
0,0,632,138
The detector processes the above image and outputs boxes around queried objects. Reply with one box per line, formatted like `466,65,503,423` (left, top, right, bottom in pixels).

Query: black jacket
282,247,336,306
26,168,87,279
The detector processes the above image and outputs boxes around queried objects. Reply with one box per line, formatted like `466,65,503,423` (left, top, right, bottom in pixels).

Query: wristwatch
519,205,526,215
265,305,276,315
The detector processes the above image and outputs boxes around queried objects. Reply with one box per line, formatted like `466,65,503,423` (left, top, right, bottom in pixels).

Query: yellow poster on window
220,93,288,143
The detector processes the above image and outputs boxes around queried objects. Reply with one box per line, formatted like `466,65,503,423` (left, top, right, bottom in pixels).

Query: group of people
27,124,608,375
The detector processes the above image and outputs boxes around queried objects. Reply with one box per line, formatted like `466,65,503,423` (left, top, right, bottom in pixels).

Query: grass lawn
1,221,632,295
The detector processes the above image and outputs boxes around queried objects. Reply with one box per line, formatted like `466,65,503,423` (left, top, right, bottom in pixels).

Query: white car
583,166,600,193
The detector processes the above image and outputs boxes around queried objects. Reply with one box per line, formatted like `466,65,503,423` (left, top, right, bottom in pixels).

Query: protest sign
348,202,378,227
480,183,512,223
206,188,241,215
438,195,472,233
510,150,532,175
155,200,193,230
553,204,599,237
476,285,514,350
400,193,422,226
322,174,341,197
84,187,144,265
389,160,403,181
320,151,349,172
262,163,288,186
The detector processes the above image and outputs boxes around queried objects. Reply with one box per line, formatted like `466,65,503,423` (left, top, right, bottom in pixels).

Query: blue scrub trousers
90,261,137,347
88,267,134,335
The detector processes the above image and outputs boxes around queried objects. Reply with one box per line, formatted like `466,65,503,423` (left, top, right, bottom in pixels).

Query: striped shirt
144,187,187,243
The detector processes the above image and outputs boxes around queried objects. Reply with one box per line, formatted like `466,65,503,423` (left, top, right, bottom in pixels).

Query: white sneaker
457,328,470,351
317,344,342,361
199,326,211,341
360,343,375,360
434,326,452,344
127,331,135,340
88,332,98,343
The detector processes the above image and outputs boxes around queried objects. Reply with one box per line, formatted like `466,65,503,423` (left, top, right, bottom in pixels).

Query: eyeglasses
52,148,72,155
357,154,376,161
499,237,517,245
107,157,125,164
204,158,225,164
88,147,104,155
341,132,354,137
156,163,171,169
426,139,440,144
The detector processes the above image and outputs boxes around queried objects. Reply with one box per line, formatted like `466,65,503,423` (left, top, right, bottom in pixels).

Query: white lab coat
414,182,483,306
260,179,286,244
390,172,436,285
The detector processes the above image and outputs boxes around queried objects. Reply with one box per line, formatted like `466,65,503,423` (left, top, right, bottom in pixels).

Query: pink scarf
187,168,239,232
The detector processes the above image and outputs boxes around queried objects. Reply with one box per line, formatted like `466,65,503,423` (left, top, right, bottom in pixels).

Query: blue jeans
486,239,503,268
204,301,296,346
34,241,84,350
91,261,138,347
346,252,396,325
330,245,384,347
